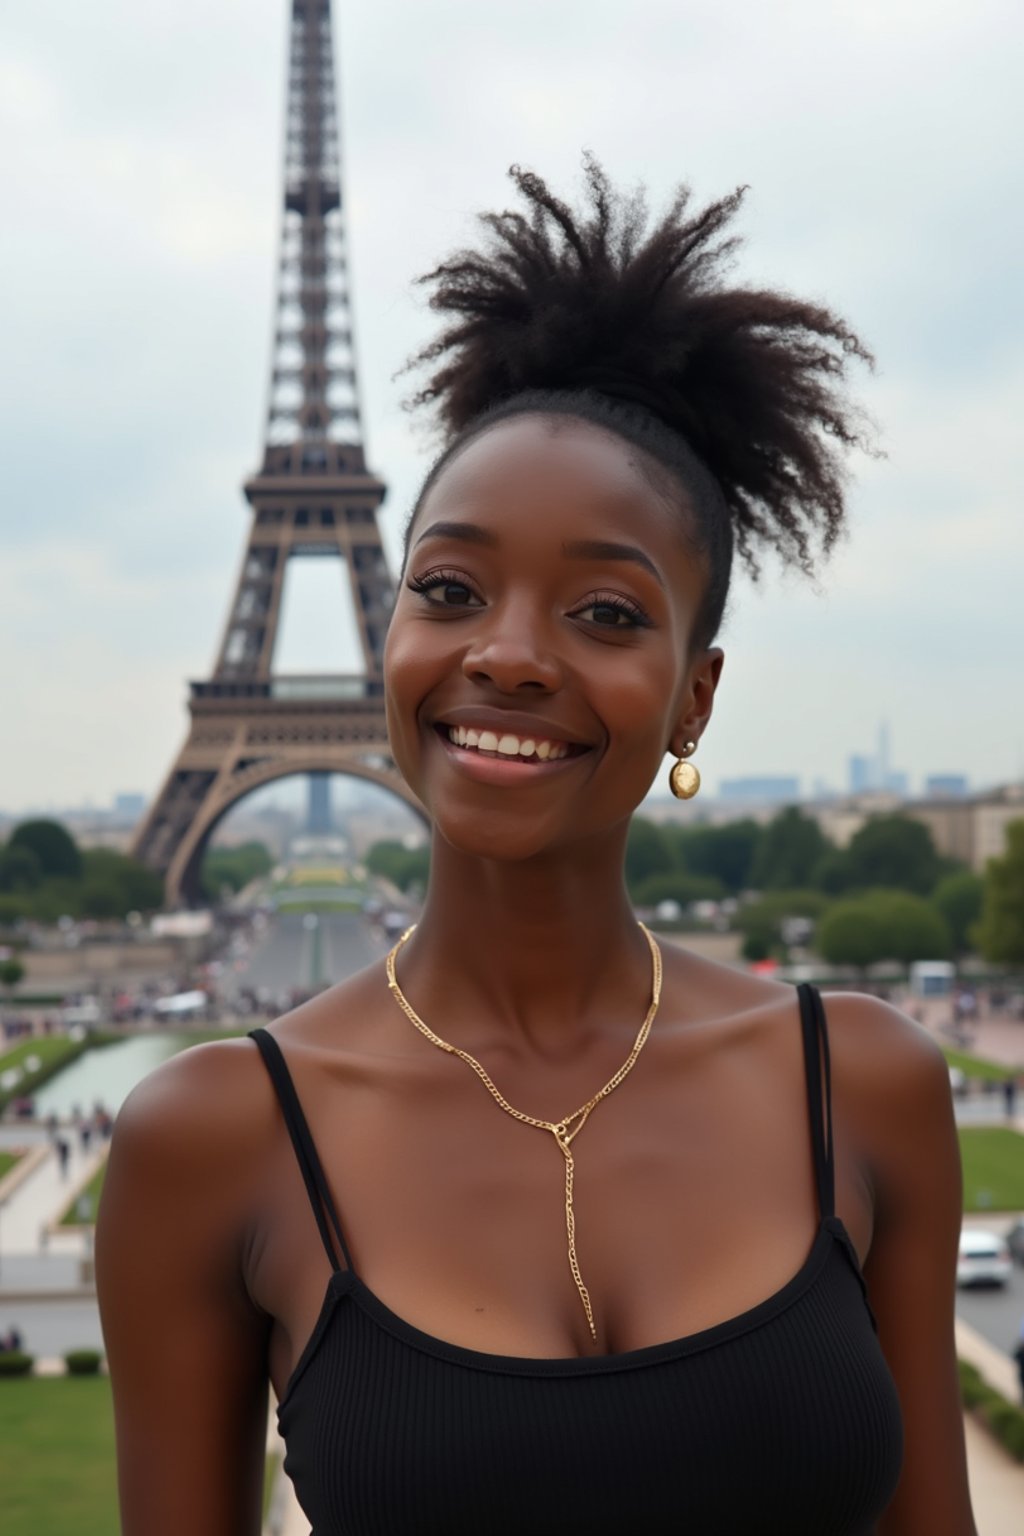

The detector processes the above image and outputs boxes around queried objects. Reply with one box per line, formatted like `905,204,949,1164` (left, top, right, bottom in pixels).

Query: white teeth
445,725,576,761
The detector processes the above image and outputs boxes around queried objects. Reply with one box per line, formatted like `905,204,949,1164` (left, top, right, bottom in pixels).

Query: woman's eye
573,598,647,629
408,572,482,608
432,582,476,606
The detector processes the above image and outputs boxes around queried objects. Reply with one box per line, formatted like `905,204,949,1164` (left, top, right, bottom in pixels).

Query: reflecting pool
31,1033,228,1119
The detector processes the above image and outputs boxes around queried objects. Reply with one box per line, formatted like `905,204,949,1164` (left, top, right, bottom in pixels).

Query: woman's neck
392,833,653,1055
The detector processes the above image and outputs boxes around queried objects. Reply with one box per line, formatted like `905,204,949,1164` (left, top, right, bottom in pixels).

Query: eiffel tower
134,0,420,905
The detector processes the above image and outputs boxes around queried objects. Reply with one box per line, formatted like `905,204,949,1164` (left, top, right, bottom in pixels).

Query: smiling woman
97,161,976,1535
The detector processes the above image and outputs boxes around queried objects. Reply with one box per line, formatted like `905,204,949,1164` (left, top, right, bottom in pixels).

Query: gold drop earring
669,740,701,800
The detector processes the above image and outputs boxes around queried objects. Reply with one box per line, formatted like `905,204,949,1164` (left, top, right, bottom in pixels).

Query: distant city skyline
2,2,1022,812
0,734,998,828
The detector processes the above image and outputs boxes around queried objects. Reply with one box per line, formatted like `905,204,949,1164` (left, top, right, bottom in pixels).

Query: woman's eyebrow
414,520,498,549
561,539,663,586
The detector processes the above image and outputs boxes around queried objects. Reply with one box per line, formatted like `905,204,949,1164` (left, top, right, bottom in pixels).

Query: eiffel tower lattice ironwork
134,0,420,905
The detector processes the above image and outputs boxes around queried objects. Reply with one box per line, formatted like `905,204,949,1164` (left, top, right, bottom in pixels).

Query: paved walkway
0,1130,102,1256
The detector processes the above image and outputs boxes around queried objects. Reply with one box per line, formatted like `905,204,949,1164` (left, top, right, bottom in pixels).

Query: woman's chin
430,807,567,867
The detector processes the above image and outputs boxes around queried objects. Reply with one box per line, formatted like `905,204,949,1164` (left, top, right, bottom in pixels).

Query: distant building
812,790,906,848
882,770,910,797
924,774,969,799
718,777,801,804
814,782,1023,871
114,793,147,819
848,754,875,794
905,782,1024,871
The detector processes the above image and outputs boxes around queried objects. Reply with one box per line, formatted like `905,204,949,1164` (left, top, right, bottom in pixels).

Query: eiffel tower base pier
135,686,423,909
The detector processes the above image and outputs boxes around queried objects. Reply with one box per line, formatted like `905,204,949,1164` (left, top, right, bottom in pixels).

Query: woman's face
384,414,724,862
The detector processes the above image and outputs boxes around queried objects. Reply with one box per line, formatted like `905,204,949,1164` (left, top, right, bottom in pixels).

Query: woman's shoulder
107,1033,280,1209
815,987,951,1105
660,937,950,1119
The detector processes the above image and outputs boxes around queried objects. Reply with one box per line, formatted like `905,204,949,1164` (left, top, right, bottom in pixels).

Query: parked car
957,1229,1012,1288
1003,1218,1024,1267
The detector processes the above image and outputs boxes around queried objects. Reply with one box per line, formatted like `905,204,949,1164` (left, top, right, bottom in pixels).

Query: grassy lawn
0,1375,279,1527
0,1375,118,1534
59,1160,107,1226
941,1045,1016,1081
958,1127,1024,1211
0,1149,22,1180
0,1033,118,1112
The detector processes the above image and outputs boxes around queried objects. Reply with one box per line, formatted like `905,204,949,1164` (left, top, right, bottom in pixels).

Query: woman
97,162,975,1534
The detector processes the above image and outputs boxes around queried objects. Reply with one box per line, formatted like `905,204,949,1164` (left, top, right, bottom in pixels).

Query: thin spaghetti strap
248,1027,353,1272
795,983,835,1222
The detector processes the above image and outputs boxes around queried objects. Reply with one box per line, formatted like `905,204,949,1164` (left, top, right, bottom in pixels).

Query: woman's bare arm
96,1041,272,1536
841,998,977,1535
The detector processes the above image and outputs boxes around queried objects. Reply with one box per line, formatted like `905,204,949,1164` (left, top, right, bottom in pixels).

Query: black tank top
248,984,903,1535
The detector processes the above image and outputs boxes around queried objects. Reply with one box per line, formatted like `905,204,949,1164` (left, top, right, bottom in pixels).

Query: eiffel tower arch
133,0,423,906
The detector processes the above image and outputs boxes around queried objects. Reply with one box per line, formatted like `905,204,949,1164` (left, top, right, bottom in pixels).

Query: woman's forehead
418,413,686,544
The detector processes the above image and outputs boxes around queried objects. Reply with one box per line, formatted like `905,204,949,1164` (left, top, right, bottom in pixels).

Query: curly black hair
405,157,874,649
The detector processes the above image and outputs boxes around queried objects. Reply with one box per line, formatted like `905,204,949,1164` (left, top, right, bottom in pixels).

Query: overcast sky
2,0,1022,814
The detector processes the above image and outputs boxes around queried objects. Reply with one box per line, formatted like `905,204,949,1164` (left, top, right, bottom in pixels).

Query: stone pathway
964,1412,1024,1533
0,1130,103,1256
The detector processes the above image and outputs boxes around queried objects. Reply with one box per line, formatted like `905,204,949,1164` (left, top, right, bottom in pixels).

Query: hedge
0,1352,35,1377
63,1350,103,1377
958,1358,1024,1461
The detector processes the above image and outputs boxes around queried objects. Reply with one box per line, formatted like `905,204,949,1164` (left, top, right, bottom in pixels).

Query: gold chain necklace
385,922,663,1343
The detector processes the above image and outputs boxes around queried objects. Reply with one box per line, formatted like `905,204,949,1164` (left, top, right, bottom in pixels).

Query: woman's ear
669,646,724,757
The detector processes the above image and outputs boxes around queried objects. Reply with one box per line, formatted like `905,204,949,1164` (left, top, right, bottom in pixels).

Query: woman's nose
461,605,562,693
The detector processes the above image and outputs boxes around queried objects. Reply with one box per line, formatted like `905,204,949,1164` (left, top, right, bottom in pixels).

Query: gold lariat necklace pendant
385,922,663,1343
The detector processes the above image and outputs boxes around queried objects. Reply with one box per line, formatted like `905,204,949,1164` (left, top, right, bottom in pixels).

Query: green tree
0,843,43,894
28,880,82,924
817,901,885,969
81,849,164,913
0,956,25,994
79,879,127,920
0,893,32,925
843,815,943,895
675,819,763,894
976,820,1024,965
365,841,430,894
202,842,274,899
631,871,726,908
749,808,831,891
735,889,830,957
930,870,985,956
625,818,674,891
8,819,82,880
740,912,779,964
818,890,951,968
811,848,855,896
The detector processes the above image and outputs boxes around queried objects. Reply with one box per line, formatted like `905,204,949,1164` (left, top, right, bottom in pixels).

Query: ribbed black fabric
249,984,903,1535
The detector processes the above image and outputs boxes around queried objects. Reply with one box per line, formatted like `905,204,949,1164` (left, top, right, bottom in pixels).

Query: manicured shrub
957,1358,987,1407
63,1349,103,1377
983,1400,1024,1462
957,1356,1024,1462
0,1351,35,1377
